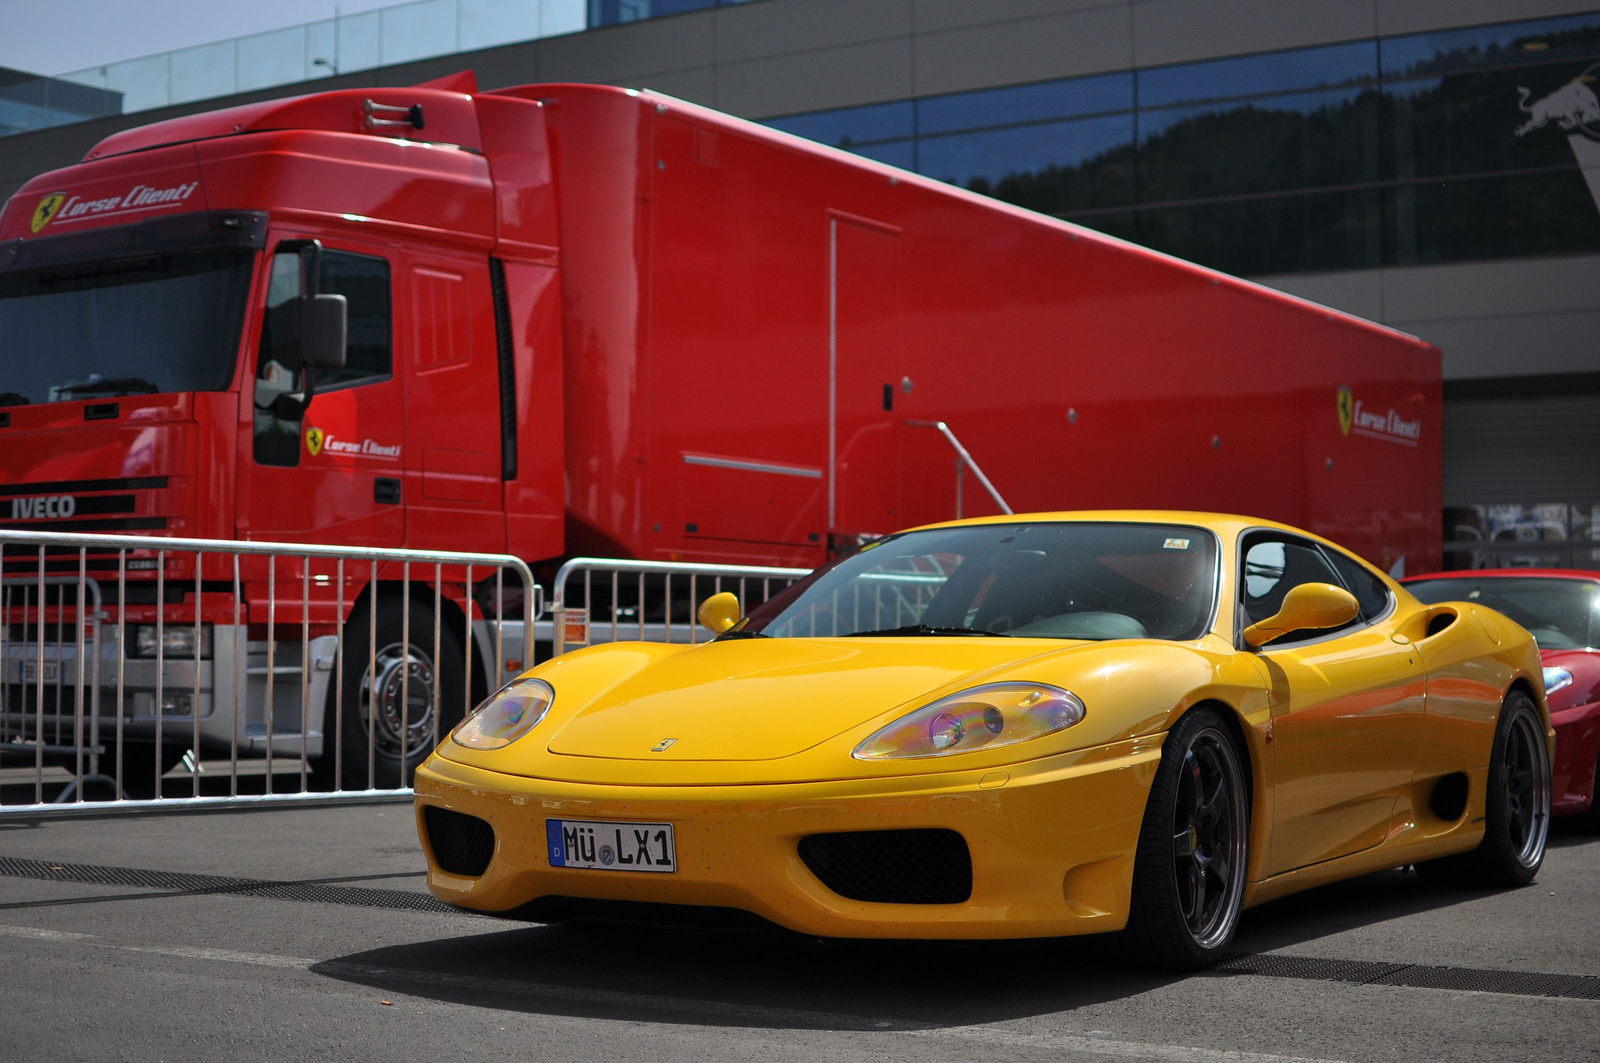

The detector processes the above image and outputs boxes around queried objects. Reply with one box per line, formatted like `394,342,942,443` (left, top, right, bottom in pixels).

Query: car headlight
131,623,211,659
450,676,555,750
853,682,1085,760
1544,666,1574,696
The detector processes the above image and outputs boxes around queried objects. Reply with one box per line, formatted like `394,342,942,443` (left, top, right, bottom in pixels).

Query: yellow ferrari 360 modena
414,512,1553,969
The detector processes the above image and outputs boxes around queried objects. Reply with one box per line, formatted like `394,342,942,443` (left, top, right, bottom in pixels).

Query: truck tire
322,596,465,790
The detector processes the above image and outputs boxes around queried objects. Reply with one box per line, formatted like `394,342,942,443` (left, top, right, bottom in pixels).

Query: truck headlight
853,682,1085,760
132,623,212,659
451,676,555,750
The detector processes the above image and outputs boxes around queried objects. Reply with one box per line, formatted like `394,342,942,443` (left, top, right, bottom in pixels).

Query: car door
1245,532,1425,875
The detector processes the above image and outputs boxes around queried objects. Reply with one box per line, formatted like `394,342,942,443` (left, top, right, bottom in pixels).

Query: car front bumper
413,735,1162,940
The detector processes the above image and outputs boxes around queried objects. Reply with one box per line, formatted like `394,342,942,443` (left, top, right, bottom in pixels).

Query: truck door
399,251,503,553
830,216,903,540
239,235,404,546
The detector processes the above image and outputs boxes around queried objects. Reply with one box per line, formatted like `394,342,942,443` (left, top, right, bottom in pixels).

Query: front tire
322,597,465,790
1125,708,1251,970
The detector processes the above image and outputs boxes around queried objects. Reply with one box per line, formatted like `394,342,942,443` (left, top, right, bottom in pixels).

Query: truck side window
253,247,392,467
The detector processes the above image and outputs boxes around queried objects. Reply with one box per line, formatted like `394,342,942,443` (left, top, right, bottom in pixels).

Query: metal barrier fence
0,530,538,816
549,558,811,656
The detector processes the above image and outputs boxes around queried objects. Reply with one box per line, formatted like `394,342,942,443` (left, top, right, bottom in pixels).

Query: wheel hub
358,641,437,759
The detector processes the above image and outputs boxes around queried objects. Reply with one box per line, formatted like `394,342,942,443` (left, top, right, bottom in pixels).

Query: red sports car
1404,569,1600,826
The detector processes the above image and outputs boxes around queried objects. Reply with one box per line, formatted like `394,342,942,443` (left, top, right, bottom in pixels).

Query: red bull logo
1516,63,1600,216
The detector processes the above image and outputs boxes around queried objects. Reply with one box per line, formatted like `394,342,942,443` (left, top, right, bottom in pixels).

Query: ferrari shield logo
30,192,66,234
1336,386,1353,437
304,426,325,456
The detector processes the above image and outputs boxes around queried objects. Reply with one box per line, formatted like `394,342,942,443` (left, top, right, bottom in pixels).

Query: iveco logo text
10,495,76,520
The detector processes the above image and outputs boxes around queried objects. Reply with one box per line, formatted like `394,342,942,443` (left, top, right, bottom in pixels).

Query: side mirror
697,592,741,635
298,293,347,370
1243,582,1359,648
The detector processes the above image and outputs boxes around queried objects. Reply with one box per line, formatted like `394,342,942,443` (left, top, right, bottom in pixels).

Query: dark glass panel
919,113,1136,212
1384,59,1600,180
1380,13,1600,79
916,72,1134,135
1385,170,1600,266
1137,188,1381,275
587,0,715,26
1137,40,1377,109
1138,87,1379,199
763,100,914,149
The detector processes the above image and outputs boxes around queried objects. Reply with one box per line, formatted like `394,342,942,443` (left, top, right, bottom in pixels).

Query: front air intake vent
423,806,496,877
798,828,972,904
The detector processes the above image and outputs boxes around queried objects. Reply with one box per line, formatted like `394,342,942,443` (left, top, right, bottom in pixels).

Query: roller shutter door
1443,393,1600,506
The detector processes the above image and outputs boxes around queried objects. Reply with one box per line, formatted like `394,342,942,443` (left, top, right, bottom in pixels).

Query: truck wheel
1125,707,1251,970
325,597,465,790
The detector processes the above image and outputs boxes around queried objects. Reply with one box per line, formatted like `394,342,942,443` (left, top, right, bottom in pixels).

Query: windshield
0,249,254,405
737,522,1220,641
1407,576,1600,650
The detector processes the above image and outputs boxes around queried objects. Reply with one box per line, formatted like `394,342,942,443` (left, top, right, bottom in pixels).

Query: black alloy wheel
1127,707,1250,970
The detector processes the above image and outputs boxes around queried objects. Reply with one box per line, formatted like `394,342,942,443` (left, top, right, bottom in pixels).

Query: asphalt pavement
0,801,1596,1063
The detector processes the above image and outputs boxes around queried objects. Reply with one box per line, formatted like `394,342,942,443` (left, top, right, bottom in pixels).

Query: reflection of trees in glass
947,52,1600,274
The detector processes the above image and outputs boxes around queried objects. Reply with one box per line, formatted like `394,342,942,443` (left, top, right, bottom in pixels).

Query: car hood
437,634,1238,785
544,636,1070,762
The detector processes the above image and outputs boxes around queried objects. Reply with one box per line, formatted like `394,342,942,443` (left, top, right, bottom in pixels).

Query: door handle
374,477,401,505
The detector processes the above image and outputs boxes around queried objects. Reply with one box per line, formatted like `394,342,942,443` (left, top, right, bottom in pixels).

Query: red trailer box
0,73,1441,783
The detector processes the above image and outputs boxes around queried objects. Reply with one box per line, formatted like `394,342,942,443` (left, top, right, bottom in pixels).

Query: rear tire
319,596,465,790
1418,689,1551,886
1468,689,1551,885
1125,707,1251,970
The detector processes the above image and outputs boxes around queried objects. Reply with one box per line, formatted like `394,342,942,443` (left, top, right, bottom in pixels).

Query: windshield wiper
56,377,161,398
715,628,770,640
54,377,159,398
0,392,30,407
845,624,1013,638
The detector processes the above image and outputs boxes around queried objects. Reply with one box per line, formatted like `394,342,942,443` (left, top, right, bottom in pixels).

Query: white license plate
546,818,676,873
19,661,61,684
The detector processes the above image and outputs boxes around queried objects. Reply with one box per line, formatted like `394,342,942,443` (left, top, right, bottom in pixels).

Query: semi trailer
0,72,1441,788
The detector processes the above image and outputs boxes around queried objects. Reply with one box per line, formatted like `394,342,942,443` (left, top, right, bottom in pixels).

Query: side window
1324,548,1393,623
253,246,391,467
1240,533,1343,632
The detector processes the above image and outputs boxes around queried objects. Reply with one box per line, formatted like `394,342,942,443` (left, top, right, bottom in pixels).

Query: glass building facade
764,12,1600,277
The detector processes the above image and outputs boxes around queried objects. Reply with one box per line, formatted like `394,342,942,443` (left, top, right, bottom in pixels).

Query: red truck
0,72,1441,788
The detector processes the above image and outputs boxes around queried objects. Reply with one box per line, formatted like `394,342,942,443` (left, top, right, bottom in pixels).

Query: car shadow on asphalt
310,836,1600,1031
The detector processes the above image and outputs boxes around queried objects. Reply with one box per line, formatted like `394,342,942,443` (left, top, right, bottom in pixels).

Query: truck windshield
0,249,254,406
734,522,1220,641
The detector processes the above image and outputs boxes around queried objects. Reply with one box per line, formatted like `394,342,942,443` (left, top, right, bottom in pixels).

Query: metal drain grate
0,856,462,915
1214,952,1600,1001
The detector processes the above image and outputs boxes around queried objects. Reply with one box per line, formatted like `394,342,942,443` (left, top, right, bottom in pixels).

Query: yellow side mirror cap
1244,582,1360,648
697,591,742,635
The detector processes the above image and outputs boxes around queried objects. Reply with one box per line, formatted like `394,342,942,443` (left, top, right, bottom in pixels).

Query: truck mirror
298,293,347,370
